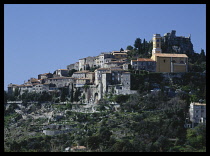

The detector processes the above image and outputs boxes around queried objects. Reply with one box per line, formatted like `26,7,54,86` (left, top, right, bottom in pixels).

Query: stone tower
152,34,162,55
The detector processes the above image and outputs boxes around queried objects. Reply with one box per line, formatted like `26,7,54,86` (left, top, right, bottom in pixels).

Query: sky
4,4,206,90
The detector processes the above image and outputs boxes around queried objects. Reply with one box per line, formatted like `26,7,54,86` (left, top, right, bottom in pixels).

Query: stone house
98,52,113,68
79,56,96,71
94,68,110,85
72,70,89,79
112,51,128,61
38,73,53,79
45,77,74,88
75,78,91,87
7,83,19,95
86,72,95,84
131,58,156,72
103,61,126,69
55,69,69,77
67,62,79,71
67,63,75,70
188,102,206,128
18,84,33,95
32,84,49,94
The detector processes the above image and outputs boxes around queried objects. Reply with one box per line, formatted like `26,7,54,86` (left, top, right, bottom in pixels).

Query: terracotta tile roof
31,79,40,82
137,58,155,62
154,53,188,58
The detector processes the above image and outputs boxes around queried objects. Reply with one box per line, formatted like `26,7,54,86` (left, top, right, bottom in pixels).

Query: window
157,44,159,47
157,39,159,42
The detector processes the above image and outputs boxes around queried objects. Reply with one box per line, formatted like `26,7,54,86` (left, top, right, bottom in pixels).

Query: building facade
151,33,188,73
189,102,206,128
131,58,156,72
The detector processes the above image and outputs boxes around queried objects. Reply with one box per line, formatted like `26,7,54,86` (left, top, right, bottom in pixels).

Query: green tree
134,38,142,55
74,88,80,102
60,87,69,102
186,124,206,149
126,45,133,50
86,135,101,150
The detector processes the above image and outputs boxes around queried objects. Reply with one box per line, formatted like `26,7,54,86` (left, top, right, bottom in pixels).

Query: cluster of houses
7,31,206,131
7,31,190,104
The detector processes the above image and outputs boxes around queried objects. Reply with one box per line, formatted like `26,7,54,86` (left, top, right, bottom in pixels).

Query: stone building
75,78,91,87
7,83,19,95
150,33,188,73
38,73,53,79
98,52,114,68
188,102,206,128
151,53,188,72
32,84,49,94
72,70,89,79
131,58,156,72
55,69,69,77
72,70,95,84
112,51,128,61
45,77,74,88
94,68,110,85
79,56,96,71
67,62,79,71
19,84,33,95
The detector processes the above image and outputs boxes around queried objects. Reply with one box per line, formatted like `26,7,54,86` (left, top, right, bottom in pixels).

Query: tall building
152,34,162,54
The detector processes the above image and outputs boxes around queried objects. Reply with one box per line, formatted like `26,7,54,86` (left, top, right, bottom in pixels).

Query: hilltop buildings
151,33,188,72
8,31,189,104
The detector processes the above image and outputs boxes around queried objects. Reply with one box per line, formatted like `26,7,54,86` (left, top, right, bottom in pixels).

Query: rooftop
74,70,90,74
191,102,206,106
137,58,155,62
154,53,188,58
96,68,110,71
57,69,68,71
48,77,74,80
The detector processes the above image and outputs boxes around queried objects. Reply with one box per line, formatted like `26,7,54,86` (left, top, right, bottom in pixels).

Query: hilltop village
5,30,206,152
8,30,190,104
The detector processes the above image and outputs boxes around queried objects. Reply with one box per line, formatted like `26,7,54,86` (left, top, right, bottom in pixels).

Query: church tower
152,34,162,54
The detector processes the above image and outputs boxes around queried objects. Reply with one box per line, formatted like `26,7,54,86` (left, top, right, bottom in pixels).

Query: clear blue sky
4,4,206,90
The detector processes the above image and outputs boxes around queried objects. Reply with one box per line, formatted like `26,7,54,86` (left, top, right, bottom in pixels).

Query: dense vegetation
4,93,206,152
4,71,206,152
